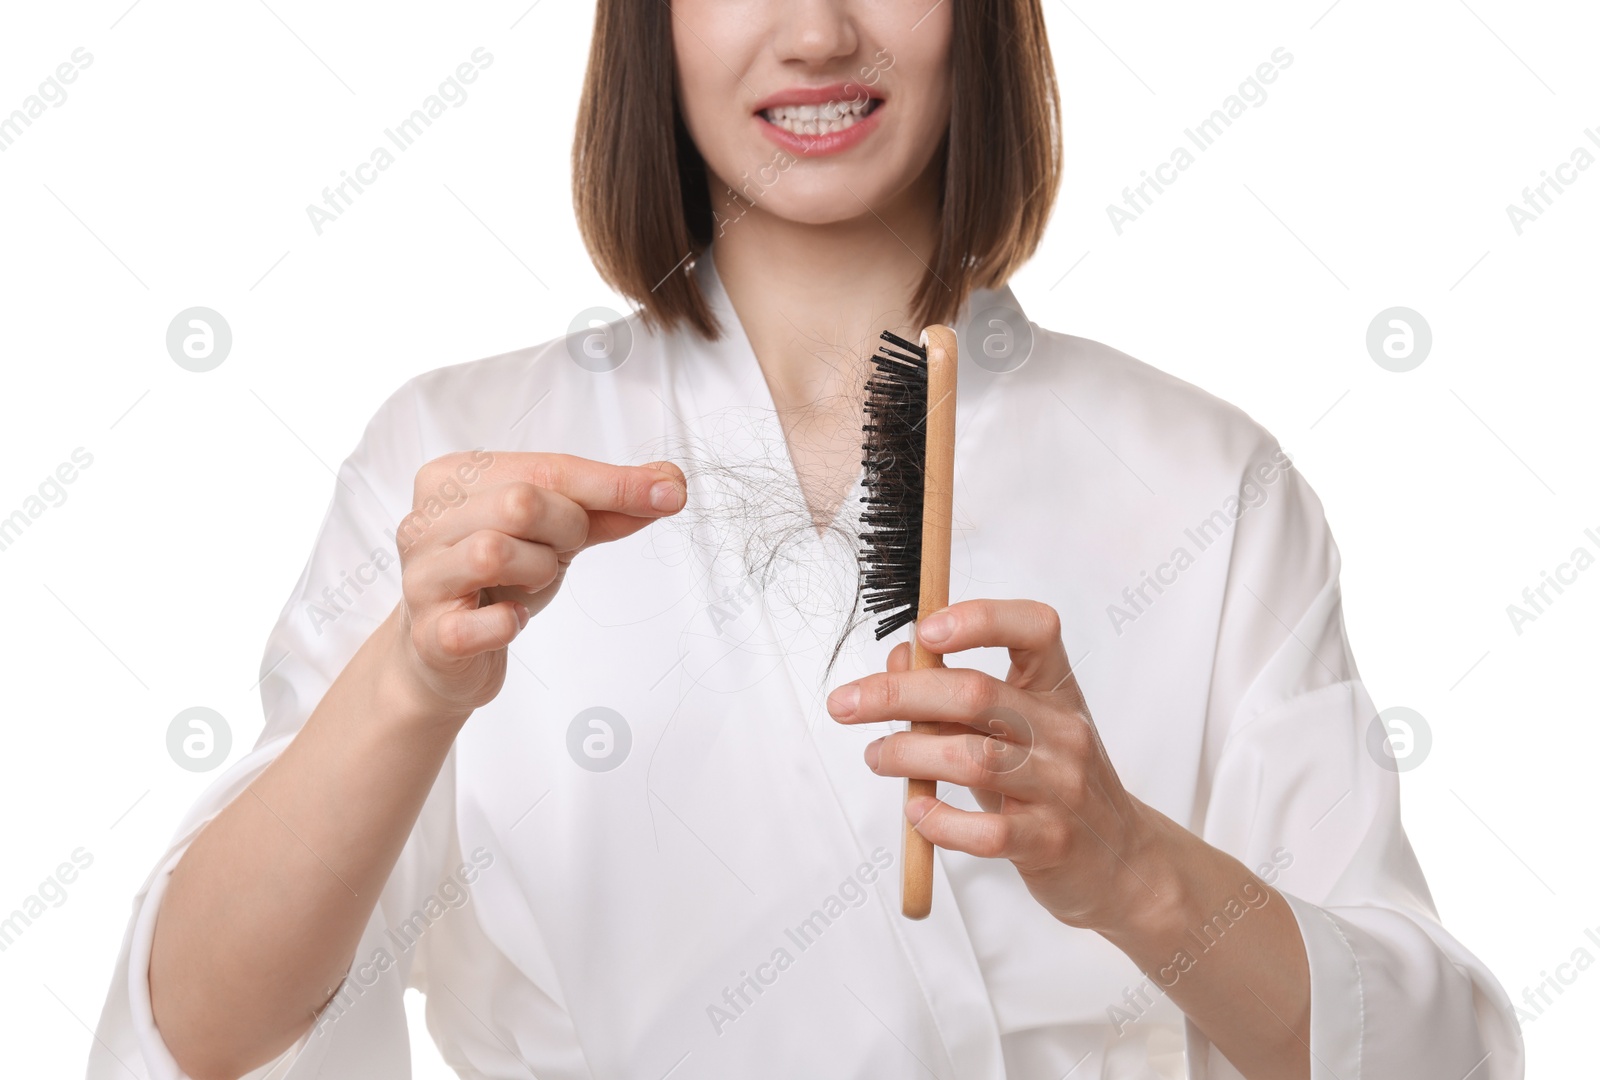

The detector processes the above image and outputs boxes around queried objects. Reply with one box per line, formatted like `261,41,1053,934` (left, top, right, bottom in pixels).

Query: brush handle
903,324,958,921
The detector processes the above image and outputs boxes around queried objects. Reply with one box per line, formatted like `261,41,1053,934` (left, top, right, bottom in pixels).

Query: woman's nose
770,0,859,66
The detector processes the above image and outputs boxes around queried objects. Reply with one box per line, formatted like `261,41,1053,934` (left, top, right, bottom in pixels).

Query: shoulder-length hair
572,0,1062,340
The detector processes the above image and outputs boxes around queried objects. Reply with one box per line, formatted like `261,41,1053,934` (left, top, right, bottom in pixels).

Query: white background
1,0,1596,1075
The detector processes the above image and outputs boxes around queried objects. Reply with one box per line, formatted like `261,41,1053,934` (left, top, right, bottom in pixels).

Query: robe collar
684,242,1036,386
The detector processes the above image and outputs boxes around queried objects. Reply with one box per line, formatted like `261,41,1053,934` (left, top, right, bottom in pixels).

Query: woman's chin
735,187,903,231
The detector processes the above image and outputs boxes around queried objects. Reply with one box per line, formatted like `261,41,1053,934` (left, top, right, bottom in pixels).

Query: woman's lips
753,85,884,157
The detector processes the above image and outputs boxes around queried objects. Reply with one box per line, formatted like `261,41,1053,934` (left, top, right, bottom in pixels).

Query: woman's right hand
389,450,687,719
151,448,686,1080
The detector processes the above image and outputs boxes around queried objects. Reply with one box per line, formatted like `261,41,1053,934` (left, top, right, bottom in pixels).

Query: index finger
913,599,1076,695
464,453,685,550
478,453,687,551
477,453,686,518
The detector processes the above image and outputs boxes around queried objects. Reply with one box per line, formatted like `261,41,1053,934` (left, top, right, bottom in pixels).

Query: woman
91,0,1522,1076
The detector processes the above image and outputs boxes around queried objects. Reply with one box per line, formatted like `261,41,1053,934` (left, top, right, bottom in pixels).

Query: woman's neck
714,172,939,402
711,169,941,530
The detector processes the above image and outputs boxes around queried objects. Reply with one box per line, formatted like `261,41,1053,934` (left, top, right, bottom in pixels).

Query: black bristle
859,329,929,640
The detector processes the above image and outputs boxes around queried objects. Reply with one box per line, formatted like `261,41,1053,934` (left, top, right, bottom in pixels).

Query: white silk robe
89,248,1523,1079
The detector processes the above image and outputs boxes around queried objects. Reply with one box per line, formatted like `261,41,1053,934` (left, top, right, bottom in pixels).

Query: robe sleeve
87,379,457,1079
1182,437,1524,1080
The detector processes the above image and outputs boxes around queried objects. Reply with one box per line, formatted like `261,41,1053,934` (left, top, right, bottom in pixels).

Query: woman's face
671,0,953,226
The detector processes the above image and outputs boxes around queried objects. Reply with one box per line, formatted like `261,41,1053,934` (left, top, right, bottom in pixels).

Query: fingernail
828,685,860,718
513,602,530,629
864,737,883,770
650,479,684,512
918,611,953,643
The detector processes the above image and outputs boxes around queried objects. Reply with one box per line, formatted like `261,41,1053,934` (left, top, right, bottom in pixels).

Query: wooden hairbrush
859,324,957,920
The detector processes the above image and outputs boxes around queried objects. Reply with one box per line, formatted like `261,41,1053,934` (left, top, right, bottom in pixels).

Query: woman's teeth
762,99,874,136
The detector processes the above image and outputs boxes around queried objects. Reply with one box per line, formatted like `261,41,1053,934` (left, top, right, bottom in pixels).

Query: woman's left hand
829,597,1313,1078
826,598,1173,935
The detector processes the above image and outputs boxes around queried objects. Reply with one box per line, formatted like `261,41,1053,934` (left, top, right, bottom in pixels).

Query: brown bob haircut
572,0,1062,340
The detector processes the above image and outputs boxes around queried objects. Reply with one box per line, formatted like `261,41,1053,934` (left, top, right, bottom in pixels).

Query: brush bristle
859,330,929,640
